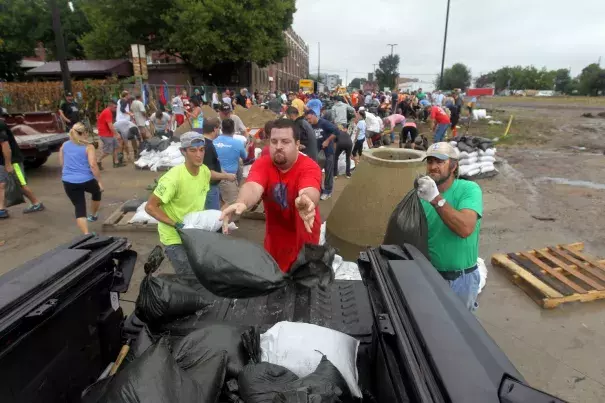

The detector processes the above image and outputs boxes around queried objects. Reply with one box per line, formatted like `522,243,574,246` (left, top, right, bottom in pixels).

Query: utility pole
50,0,71,93
387,44,398,56
439,0,451,90
317,42,321,82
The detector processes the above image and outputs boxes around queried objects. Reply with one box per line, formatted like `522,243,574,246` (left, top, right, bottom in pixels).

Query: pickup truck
0,235,566,403
4,111,69,168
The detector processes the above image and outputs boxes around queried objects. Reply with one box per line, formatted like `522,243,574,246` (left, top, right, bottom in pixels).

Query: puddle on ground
534,177,605,190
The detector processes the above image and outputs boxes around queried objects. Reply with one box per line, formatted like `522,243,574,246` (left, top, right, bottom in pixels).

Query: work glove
416,176,440,203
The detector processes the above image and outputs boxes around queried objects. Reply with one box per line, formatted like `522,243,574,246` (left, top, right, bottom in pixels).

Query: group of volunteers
1,83,484,313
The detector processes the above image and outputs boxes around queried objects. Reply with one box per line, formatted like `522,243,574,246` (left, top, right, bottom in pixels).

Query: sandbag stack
450,135,498,179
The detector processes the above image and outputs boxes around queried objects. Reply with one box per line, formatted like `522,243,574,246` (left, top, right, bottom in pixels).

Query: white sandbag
254,147,262,159
459,156,478,166
472,109,487,120
480,164,495,173
449,141,457,147
458,151,470,159
484,148,496,156
362,141,369,150
337,153,356,175
479,161,494,169
468,151,479,158
242,165,252,178
478,257,488,293
182,210,237,232
467,168,481,177
128,202,159,224
260,321,362,398
459,163,481,176
479,156,495,163
319,221,327,245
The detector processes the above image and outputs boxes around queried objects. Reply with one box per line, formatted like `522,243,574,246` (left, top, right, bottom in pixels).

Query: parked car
4,111,69,168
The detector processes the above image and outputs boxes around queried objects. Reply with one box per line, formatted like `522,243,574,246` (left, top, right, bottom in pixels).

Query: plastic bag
128,202,158,224
180,230,335,298
260,321,361,398
458,156,478,166
4,173,25,207
383,188,429,259
478,257,488,293
97,340,226,403
319,221,327,245
480,164,495,173
239,356,350,403
171,323,254,378
466,168,481,176
135,273,209,324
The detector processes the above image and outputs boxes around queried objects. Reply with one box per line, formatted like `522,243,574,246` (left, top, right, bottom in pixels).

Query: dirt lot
1,102,604,401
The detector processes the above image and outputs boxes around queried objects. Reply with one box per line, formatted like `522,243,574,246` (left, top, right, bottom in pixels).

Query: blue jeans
390,131,395,143
434,123,449,142
164,244,193,275
205,185,220,210
447,267,480,312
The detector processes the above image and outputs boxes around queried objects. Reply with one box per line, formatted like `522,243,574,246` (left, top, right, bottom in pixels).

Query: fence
0,80,240,123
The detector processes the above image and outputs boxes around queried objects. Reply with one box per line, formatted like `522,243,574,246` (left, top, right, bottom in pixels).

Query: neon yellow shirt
153,164,210,245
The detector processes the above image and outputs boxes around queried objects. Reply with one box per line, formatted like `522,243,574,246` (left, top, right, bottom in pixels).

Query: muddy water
534,177,605,190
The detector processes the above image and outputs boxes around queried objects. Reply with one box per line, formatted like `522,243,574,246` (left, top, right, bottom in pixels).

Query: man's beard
272,152,288,166
430,169,452,186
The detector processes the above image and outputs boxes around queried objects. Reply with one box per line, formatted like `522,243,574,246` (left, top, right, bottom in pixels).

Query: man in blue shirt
306,94,322,117
305,110,339,200
214,118,247,205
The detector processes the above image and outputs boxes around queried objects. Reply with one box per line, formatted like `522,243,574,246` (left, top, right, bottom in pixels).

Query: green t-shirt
153,164,210,245
421,179,483,271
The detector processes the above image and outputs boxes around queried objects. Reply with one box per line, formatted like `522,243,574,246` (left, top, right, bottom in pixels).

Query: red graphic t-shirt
246,154,322,272
97,108,114,138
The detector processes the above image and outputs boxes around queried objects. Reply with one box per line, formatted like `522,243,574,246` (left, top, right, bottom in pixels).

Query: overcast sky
292,0,605,86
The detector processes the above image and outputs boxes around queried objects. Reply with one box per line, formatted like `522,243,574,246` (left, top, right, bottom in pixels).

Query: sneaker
320,193,332,201
23,203,45,214
113,162,126,168
346,175,352,179
97,162,104,171
0,209,9,219
87,214,99,222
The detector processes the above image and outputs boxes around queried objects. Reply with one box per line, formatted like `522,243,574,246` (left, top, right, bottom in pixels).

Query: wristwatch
436,198,446,208
431,196,446,208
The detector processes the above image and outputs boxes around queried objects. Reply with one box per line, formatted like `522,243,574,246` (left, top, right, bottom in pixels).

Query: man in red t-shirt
96,100,124,169
429,105,451,143
221,118,321,272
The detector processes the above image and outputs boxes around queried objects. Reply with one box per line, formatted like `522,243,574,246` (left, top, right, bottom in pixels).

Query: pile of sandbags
135,141,185,171
450,136,498,179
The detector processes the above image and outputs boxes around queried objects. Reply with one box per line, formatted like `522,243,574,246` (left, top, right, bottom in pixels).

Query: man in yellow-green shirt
146,131,230,274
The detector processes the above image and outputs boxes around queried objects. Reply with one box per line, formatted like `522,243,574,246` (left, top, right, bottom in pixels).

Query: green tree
0,0,47,81
375,54,399,90
349,77,366,89
475,73,495,88
437,63,471,90
578,63,605,96
554,69,571,94
81,0,296,68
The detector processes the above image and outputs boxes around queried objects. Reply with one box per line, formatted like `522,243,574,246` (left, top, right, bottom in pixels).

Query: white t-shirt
130,100,146,126
115,99,131,122
222,96,232,105
212,93,220,105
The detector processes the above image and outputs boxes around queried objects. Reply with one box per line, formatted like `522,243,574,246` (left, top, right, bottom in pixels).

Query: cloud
292,0,605,85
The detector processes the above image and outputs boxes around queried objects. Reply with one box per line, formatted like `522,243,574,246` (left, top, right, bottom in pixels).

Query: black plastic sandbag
97,340,226,403
5,173,25,207
238,356,351,403
383,188,429,258
135,272,209,324
171,323,254,378
180,230,335,298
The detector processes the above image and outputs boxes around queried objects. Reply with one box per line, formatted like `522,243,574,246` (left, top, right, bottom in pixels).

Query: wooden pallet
102,202,158,233
492,243,605,308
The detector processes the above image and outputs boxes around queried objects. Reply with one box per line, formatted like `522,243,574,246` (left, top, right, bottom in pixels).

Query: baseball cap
424,142,458,161
180,132,206,148
219,103,232,112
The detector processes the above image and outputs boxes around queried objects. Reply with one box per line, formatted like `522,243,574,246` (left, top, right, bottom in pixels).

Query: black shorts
63,179,102,218
352,139,365,156
401,127,419,144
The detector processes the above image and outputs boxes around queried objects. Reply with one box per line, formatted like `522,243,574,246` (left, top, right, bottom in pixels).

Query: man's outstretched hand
295,193,316,233
220,202,247,234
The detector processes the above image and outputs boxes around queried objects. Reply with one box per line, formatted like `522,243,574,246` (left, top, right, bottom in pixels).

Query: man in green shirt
417,142,483,311
145,131,234,274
